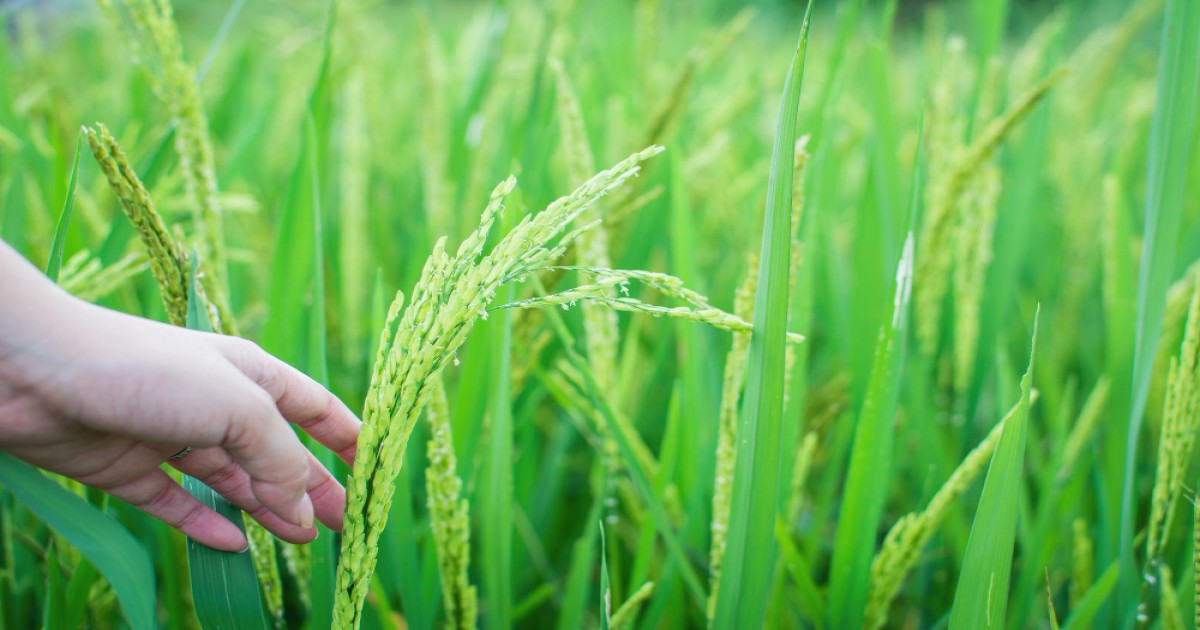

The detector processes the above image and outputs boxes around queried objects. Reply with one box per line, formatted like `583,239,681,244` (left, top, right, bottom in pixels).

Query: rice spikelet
333,147,663,629
1161,564,1185,630
426,379,478,630
1140,285,1200,623
96,0,230,315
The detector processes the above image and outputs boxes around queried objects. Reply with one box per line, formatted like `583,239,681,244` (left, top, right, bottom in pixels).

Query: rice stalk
1160,564,1185,630
84,124,195,327
279,542,312,611
553,58,622,518
863,395,1037,630
609,581,654,630
547,356,673,514
333,147,663,629
951,164,998,394
1194,496,1200,629
497,272,803,342
426,379,478,630
1151,261,1200,419
85,122,284,625
915,62,1065,357
708,250,758,616
1139,284,1200,624
1057,376,1112,483
609,7,753,234
95,0,231,315
1066,0,1165,113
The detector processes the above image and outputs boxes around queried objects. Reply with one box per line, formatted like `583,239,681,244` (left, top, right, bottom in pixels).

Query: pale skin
0,240,361,552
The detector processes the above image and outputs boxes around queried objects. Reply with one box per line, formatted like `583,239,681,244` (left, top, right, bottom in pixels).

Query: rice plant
1,0,1199,629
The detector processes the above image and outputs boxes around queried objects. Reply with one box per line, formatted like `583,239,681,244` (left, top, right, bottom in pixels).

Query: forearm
0,241,81,395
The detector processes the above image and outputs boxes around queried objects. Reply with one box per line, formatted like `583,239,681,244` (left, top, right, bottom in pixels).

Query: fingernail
297,494,314,530
238,542,250,554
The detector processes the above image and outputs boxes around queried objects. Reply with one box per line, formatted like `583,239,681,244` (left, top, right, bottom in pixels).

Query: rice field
0,0,1198,628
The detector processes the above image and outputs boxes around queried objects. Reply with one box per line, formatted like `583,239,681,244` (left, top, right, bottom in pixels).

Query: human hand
0,244,360,552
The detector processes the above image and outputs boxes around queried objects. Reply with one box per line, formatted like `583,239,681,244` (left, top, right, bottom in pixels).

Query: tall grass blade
0,453,155,630
711,5,811,628
41,545,64,630
828,231,915,628
1117,0,1200,617
948,309,1039,629
44,133,81,282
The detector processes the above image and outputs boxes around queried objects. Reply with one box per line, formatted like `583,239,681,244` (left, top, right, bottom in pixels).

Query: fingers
170,448,317,543
103,469,248,552
303,451,346,531
218,384,314,529
216,338,361,464
171,447,346,538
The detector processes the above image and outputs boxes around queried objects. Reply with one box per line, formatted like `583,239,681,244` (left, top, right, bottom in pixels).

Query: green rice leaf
183,255,269,630
44,133,82,282
1117,0,1200,616
0,453,155,630
1063,562,1119,630
63,558,97,630
948,308,1039,629
828,231,915,628
41,544,65,630
711,5,811,628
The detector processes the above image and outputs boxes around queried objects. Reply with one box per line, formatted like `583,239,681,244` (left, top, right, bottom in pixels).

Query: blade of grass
711,5,811,628
195,0,247,84
557,489,605,630
0,453,155,630
40,544,64,630
828,231,915,628
44,133,82,282
948,309,1039,629
1063,562,1119,630
1117,0,1200,618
